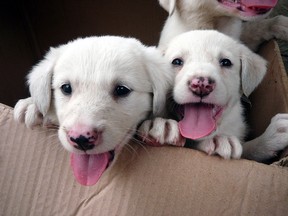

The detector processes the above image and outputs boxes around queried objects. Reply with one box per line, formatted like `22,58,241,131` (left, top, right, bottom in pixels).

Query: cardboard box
0,41,288,215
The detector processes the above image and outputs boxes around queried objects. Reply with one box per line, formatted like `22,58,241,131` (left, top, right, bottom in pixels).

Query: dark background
0,0,287,107
0,0,166,107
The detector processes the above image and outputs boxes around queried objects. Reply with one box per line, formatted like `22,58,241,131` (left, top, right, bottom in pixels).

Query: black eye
219,58,232,67
114,85,131,97
61,83,72,95
172,58,184,66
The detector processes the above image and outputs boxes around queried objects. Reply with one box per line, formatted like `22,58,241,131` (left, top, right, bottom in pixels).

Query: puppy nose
68,126,100,151
189,76,215,97
70,135,95,151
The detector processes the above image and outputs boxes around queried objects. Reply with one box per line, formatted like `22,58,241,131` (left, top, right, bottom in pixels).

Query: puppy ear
27,45,65,115
240,46,267,97
144,47,174,116
158,0,176,15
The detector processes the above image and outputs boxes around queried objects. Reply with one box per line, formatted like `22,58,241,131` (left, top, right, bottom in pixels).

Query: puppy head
164,30,266,140
27,36,173,185
159,0,276,20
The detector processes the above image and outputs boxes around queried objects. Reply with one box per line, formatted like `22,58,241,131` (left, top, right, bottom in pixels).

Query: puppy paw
14,97,43,129
261,113,288,154
270,15,288,40
197,135,242,159
138,117,185,147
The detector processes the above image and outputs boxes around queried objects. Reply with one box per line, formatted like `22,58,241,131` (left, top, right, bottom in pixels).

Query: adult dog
139,30,287,160
14,36,173,185
158,0,288,51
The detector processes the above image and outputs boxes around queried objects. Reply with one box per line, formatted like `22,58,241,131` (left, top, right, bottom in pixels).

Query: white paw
261,113,288,153
14,97,43,129
138,117,185,146
271,15,288,40
197,135,242,159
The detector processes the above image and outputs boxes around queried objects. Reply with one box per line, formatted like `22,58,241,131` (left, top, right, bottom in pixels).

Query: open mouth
178,103,224,140
69,129,135,186
218,0,278,16
70,150,115,186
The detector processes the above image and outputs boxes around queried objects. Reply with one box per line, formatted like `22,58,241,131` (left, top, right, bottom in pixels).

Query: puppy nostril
70,135,95,151
208,78,215,84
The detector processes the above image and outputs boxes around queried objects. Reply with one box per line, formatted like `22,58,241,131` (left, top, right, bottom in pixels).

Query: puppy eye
219,58,233,67
114,85,131,97
171,58,184,66
61,83,72,95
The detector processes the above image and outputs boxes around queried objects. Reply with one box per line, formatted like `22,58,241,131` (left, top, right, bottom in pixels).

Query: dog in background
158,0,288,51
156,0,288,162
140,30,288,161
14,36,174,185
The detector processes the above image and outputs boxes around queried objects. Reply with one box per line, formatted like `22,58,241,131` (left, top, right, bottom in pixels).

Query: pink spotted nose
189,76,215,97
67,124,101,151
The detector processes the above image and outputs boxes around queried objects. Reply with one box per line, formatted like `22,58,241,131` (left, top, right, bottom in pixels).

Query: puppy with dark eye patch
140,30,268,160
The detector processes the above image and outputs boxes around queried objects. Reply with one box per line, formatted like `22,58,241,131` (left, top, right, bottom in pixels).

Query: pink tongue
179,104,216,140
70,152,110,186
242,0,277,8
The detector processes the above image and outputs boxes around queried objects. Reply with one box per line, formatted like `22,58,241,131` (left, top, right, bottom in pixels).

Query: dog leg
196,136,242,159
14,97,43,129
138,117,185,146
243,113,288,162
241,15,288,51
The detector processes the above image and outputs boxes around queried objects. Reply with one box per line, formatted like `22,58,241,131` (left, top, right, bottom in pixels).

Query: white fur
14,36,173,157
158,0,288,51
241,15,288,50
243,113,288,161
139,30,267,159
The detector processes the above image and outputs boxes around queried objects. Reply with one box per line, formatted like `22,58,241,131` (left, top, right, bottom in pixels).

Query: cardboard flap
248,40,288,137
1,103,288,216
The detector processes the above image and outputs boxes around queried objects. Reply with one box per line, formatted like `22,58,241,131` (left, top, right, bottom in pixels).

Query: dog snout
189,76,215,97
67,125,101,151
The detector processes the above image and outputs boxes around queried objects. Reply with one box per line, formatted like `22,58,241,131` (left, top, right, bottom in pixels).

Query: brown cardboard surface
248,40,288,138
1,103,288,216
1,41,288,216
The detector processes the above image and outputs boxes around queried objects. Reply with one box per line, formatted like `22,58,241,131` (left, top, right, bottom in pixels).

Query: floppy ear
240,45,267,97
27,45,65,115
158,0,176,15
144,47,174,117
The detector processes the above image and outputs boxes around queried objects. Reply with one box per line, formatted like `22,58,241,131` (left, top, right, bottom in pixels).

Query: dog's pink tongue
179,104,216,140
70,152,109,186
242,0,277,8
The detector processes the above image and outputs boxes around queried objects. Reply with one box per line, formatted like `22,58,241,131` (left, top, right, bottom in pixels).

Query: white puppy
140,30,267,159
158,0,288,51
14,36,173,185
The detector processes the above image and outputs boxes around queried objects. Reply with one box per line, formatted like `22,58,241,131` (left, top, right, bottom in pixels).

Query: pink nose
67,124,100,151
189,76,215,97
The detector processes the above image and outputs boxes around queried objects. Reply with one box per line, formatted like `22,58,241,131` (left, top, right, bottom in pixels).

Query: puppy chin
195,130,218,141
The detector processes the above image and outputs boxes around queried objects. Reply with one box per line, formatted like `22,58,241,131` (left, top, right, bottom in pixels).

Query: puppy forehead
166,30,239,58
54,37,150,87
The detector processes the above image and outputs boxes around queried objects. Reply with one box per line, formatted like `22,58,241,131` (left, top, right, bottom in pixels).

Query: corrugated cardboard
248,40,288,138
0,41,288,216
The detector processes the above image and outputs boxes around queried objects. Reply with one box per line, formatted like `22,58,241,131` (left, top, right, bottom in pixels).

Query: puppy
14,36,173,186
140,30,267,159
158,0,288,51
